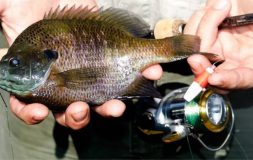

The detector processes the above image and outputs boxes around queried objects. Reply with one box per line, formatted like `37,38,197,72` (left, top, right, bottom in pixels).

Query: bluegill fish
0,7,218,111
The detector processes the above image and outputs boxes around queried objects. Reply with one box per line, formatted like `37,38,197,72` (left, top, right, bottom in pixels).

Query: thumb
208,68,253,89
197,0,231,51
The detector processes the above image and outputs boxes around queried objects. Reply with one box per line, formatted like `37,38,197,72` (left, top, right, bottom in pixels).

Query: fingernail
213,0,228,10
72,111,87,122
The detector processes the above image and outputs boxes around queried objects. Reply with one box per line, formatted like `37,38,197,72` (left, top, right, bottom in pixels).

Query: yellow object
199,89,231,132
154,19,185,39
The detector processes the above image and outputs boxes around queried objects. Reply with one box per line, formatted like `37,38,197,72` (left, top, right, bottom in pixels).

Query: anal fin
120,75,161,99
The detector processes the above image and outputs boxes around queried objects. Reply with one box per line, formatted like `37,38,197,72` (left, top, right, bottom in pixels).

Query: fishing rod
154,13,253,39
219,13,253,29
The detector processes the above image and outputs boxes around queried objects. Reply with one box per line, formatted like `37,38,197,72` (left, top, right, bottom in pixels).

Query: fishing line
234,135,249,160
184,111,194,160
186,135,194,160
0,92,14,160
192,105,235,152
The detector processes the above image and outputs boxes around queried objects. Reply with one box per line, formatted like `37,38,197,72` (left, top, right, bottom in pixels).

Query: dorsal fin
99,8,150,37
44,6,151,37
44,5,99,20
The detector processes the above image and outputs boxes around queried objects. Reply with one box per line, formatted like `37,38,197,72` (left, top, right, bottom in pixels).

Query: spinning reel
137,87,234,151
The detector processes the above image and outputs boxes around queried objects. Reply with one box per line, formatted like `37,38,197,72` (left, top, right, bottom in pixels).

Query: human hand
184,0,253,92
1,0,163,130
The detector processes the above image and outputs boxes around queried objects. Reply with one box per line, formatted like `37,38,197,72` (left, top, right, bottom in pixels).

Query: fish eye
9,57,20,67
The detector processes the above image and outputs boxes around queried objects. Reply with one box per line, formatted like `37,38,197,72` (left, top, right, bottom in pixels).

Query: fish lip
0,65,52,96
0,79,31,95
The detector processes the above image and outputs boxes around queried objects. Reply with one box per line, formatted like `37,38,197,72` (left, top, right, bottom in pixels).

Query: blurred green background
0,31,8,48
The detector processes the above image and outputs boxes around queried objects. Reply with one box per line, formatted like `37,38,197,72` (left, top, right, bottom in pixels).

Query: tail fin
164,34,200,62
198,52,224,62
140,35,222,69
169,34,200,52
163,35,222,62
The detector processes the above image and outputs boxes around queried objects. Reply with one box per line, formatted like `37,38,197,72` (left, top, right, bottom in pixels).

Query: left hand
1,0,163,130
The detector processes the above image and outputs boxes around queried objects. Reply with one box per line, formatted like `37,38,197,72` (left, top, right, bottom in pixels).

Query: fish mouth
0,79,32,95
0,61,54,96
0,71,50,96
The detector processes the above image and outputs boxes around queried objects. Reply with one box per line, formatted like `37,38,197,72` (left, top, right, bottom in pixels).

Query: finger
10,96,49,124
206,0,217,7
184,9,206,35
53,112,67,127
187,54,212,75
208,86,230,95
208,68,253,89
93,99,126,118
142,64,163,80
54,101,90,130
197,0,231,51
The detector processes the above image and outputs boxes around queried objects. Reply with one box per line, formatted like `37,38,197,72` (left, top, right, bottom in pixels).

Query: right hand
185,0,253,92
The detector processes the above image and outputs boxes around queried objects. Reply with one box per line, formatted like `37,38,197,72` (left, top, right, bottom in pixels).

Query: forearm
0,0,6,15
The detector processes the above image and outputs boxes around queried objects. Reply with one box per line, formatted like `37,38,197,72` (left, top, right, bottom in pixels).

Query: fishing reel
137,87,234,151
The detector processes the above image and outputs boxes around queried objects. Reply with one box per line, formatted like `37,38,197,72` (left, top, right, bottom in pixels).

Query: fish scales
0,7,219,110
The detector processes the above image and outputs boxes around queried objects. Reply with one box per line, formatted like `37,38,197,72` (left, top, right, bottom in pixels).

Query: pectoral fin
55,68,104,89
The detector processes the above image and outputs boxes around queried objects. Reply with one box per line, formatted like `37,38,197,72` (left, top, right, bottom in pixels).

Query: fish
0,6,219,111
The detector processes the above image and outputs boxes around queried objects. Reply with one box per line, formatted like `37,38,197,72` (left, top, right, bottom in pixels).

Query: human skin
185,0,253,93
0,0,163,130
